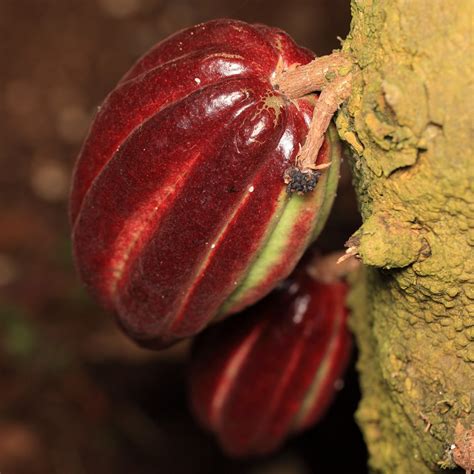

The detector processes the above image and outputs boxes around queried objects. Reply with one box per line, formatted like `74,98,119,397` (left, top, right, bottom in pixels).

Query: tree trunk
337,1,473,472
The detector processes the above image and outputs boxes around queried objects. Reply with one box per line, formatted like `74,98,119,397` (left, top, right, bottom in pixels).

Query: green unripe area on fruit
220,124,341,316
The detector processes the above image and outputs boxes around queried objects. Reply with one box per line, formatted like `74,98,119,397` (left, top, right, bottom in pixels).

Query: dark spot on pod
284,166,320,195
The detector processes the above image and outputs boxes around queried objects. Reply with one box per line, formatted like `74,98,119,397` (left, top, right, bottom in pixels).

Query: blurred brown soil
0,1,365,473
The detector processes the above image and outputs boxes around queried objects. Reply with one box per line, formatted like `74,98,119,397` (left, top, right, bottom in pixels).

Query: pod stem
274,52,354,191
306,251,360,283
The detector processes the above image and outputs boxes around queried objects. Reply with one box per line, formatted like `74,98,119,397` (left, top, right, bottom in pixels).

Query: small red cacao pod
70,19,342,348
190,266,352,457
188,268,351,457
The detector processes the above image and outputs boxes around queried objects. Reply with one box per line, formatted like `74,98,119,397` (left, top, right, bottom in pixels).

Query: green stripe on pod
219,122,342,316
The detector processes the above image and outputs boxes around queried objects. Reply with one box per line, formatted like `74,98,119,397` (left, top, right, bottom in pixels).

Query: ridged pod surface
189,268,351,457
71,19,342,348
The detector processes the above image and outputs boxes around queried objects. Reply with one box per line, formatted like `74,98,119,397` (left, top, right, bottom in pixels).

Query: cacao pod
189,266,351,457
70,19,342,347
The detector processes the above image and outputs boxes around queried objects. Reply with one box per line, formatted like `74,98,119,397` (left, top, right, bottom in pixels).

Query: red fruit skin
70,19,339,348
189,269,352,457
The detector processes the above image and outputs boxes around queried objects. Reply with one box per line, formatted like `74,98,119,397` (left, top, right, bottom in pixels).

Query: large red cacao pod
189,267,351,457
70,19,342,348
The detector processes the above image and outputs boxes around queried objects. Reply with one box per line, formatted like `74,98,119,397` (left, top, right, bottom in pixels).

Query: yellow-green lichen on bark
338,0,474,472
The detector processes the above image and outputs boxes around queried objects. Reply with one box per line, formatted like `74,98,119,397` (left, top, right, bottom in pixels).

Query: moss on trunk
337,1,474,472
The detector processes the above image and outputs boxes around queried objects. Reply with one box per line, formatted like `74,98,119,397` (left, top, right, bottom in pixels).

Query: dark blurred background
0,1,365,472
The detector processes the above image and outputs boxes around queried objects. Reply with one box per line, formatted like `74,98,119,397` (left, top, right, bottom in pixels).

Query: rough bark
336,1,474,472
